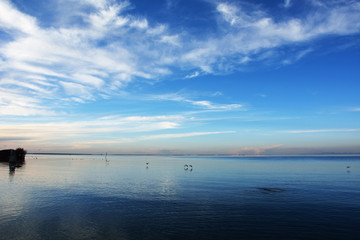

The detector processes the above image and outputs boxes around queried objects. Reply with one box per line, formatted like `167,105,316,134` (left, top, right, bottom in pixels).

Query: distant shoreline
27,153,360,157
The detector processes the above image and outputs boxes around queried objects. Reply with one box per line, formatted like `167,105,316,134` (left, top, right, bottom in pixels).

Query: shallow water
1,155,359,240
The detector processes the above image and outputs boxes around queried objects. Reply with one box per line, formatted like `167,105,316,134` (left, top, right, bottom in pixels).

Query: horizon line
27,152,360,157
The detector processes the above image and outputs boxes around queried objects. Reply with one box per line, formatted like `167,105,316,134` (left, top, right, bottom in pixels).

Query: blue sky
0,0,360,155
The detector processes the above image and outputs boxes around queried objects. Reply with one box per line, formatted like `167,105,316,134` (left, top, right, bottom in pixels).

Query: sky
0,0,360,155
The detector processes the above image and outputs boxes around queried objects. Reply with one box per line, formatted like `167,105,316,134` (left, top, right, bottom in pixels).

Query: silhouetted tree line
15,148,27,163
0,148,27,163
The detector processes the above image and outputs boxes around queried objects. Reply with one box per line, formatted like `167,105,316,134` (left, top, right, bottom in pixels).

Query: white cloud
0,87,56,116
160,34,181,46
0,0,38,34
182,0,360,72
283,0,292,8
1,0,360,116
60,81,93,100
282,48,313,65
185,71,200,79
139,131,235,140
0,112,240,152
0,114,185,144
216,3,239,26
186,100,242,110
152,93,242,111
72,74,105,88
130,18,148,29
122,115,185,122
0,78,53,95
0,0,177,115
283,129,360,133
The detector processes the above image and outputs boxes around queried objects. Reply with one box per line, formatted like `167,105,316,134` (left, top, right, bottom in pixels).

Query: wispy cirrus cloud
184,71,200,79
139,131,235,141
0,114,186,144
283,129,360,134
1,0,360,117
0,0,38,34
0,0,177,114
152,93,243,111
182,0,360,73
0,87,56,116
0,113,237,151
283,0,292,8
187,100,242,110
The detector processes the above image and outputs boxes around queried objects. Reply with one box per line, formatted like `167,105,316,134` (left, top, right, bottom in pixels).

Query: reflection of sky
0,182,28,223
2,155,359,191
0,155,189,201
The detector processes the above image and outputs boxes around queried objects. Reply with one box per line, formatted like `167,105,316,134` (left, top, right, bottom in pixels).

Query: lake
0,155,359,240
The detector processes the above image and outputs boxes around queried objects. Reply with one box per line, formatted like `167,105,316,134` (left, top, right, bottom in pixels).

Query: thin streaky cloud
184,1,360,72
185,100,242,110
283,0,292,8
283,129,360,134
0,114,190,144
184,71,200,79
151,93,243,111
139,131,236,141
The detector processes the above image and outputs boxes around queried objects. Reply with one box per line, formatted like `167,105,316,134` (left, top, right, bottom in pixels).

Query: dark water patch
257,187,285,193
1,188,360,240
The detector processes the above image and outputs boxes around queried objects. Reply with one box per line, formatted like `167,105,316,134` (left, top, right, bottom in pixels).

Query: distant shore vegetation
0,148,27,163
15,148,27,163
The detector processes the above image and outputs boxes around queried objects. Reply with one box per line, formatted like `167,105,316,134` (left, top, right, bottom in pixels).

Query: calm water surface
1,155,359,240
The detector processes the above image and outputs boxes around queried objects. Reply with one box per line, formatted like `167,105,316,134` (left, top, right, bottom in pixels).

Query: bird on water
184,164,193,171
